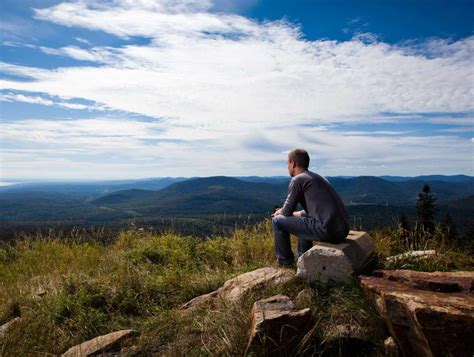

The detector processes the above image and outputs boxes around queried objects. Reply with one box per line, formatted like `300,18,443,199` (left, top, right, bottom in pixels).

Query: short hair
288,148,310,169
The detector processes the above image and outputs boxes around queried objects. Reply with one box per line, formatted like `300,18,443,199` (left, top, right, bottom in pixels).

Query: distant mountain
93,176,288,215
329,176,403,205
88,175,474,219
380,175,473,183
235,176,289,184
1,175,473,236
0,177,189,197
92,189,154,205
445,195,474,210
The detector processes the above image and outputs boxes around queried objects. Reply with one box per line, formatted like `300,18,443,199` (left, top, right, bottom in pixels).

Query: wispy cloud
0,0,472,179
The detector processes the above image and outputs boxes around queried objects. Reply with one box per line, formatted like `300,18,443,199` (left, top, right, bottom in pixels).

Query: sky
0,0,473,181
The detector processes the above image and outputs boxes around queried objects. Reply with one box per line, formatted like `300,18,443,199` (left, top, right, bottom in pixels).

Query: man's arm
280,178,303,216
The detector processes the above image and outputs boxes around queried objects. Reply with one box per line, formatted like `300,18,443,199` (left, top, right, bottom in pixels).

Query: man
271,148,350,267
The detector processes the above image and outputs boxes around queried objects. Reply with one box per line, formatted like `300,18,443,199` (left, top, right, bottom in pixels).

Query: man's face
287,158,295,177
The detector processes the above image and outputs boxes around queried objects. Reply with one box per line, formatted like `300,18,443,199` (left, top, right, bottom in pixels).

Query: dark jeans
271,214,329,265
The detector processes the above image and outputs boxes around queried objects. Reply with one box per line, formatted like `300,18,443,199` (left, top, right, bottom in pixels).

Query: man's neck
292,168,307,176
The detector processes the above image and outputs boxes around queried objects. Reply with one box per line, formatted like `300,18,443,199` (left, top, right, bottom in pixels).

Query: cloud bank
0,0,473,179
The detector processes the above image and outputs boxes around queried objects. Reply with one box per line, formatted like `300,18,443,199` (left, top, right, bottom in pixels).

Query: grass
0,219,472,356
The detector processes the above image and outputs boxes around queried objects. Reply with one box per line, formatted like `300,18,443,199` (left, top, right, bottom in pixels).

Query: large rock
246,294,314,356
360,270,474,357
181,267,294,310
296,230,374,283
62,330,138,356
372,269,473,293
220,267,294,301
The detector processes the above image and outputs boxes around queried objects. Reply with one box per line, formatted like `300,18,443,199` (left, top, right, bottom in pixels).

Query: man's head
287,148,310,177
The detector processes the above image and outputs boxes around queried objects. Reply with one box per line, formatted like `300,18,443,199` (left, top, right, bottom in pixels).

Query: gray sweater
281,170,350,241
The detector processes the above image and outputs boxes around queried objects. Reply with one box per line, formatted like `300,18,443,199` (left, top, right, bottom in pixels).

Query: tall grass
0,219,471,355
371,221,473,271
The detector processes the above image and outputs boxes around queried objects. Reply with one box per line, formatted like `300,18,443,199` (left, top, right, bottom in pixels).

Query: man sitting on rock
271,148,350,267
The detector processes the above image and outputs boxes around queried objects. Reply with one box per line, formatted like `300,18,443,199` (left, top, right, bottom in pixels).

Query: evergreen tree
416,183,438,233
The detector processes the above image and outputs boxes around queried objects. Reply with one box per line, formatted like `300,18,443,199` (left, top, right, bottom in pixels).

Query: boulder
62,330,138,356
246,294,314,356
297,230,374,283
359,270,474,357
181,267,294,310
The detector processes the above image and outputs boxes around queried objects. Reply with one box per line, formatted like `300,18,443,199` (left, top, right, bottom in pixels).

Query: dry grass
0,219,471,356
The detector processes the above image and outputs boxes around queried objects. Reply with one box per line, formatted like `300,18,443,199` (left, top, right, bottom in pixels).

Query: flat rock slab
246,294,314,356
220,267,294,301
181,267,294,310
360,271,474,357
62,330,138,356
297,230,374,283
373,269,474,293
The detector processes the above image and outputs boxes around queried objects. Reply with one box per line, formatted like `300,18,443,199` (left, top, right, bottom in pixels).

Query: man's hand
292,211,302,218
271,208,282,218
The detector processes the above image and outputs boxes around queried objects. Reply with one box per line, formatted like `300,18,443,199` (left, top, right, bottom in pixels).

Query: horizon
1,173,472,185
1,0,473,180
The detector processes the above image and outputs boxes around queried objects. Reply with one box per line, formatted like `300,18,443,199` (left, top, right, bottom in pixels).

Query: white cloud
0,0,473,178
75,37,91,45
1,0,472,130
0,92,91,110
1,117,472,179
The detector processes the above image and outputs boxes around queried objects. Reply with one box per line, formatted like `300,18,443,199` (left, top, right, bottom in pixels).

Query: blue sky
0,0,473,181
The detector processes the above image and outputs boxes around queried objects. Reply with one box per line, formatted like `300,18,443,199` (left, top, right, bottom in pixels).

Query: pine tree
416,183,438,233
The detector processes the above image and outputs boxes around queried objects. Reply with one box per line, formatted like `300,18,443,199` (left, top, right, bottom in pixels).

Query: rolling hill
1,175,472,238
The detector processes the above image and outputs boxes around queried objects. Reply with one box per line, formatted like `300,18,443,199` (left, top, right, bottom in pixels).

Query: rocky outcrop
360,270,474,357
297,230,374,283
372,269,473,293
62,330,138,356
246,294,314,356
181,267,294,310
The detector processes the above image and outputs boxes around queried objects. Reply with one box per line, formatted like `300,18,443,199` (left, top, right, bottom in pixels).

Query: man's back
281,170,350,241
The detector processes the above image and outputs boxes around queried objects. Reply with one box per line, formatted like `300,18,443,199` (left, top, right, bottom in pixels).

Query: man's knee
272,215,284,230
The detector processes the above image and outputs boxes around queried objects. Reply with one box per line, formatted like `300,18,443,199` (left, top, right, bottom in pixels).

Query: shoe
277,262,295,269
